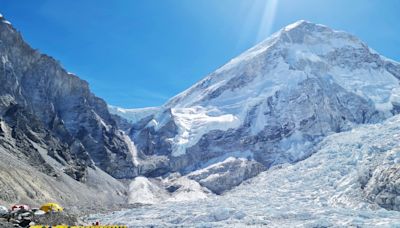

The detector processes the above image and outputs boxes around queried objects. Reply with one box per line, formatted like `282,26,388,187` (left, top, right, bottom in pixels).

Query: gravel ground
33,213,79,226
0,212,80,227
0,220,13,228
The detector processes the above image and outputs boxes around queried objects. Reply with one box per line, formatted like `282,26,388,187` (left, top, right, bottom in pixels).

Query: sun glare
257,0,279,42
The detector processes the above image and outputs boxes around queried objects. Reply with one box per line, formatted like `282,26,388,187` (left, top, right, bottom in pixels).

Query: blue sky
1,0,399,108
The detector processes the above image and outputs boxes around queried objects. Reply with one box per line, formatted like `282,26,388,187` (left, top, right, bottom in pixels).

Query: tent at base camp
40,203,64,213
11,204,30,211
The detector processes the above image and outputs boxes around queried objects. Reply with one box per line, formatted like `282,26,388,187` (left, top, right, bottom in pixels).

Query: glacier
87,114,400,227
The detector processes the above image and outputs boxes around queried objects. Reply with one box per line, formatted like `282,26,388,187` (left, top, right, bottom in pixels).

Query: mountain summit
167,20,400,110
112,20,400,195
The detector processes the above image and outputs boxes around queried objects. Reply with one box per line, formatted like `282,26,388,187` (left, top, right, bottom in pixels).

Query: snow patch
330,66,399,113
92,111,110,131
128,176,167,204
390,87,400,105
128,176,213,205
278,131,315,162
192,150,254,171
122,134,139,166
171,106,241,156
165,177,211,202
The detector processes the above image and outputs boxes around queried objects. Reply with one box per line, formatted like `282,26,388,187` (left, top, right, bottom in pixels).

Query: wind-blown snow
88,115,400,227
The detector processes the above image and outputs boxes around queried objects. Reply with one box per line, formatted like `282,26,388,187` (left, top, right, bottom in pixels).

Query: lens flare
257,0,279,42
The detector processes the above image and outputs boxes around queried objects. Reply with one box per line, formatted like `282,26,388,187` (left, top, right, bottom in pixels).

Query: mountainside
114,20,400,194
89,114,400,227
0,15,136,207
2,13,400,224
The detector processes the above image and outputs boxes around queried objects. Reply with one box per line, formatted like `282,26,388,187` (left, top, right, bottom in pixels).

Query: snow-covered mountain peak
164,20,399,113
283,19,310,30
280,20,359,46
217,20,359,73
282,20,334,36
121,21,400,192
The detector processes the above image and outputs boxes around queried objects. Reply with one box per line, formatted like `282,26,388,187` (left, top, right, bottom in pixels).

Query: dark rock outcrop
364,163,400,211
0,16,136,182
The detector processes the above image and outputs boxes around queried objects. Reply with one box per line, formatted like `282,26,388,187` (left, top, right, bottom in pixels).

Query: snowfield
170,107,241,156
87,115,400,227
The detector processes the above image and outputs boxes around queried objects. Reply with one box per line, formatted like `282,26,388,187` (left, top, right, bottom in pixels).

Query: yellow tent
40,203,63,213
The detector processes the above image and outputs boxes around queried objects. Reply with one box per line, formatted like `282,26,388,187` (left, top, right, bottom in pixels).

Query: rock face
0,15,134,206
187,157,265,194
113,20,400,194
0,15,136,180
364,162,400,211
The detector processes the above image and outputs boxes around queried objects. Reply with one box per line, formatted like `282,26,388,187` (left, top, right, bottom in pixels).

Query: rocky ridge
0,14,135,207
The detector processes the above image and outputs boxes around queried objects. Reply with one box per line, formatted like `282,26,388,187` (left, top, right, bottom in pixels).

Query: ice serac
124,20,400,194
0,15,134,206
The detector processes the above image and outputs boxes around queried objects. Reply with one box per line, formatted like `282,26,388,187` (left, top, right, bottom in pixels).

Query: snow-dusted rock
364,161,400,211
164,176,212,202
187,157,265,194
128,175,213,204
128,176,168,204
